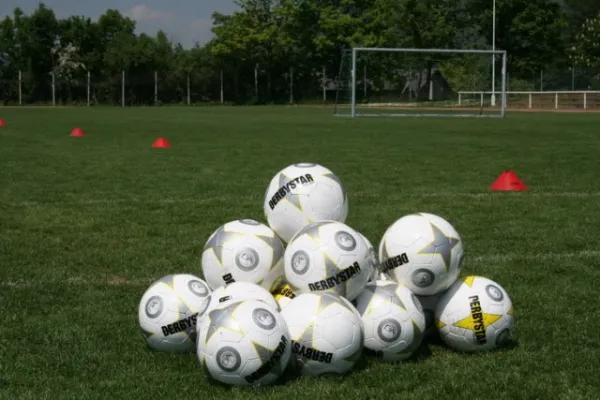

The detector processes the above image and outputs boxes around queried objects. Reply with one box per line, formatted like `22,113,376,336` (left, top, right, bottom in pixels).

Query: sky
0,0,239,48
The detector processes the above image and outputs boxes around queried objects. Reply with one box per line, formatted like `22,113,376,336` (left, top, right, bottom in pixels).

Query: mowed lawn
1,106,599,399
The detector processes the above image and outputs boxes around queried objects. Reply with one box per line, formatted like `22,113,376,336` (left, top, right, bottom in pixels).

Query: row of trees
1,0,600,105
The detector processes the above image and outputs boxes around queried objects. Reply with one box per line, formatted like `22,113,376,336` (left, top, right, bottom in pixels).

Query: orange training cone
70,127,85,137
152,137,170,148
489,170,528,191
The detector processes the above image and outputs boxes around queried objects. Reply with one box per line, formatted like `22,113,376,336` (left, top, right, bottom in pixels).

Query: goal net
334,47,507,118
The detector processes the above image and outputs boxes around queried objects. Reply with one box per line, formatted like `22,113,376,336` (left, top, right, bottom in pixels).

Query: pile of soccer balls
138,163,515,386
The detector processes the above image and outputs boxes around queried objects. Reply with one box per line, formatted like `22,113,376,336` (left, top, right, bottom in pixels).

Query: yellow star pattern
453,311,503,331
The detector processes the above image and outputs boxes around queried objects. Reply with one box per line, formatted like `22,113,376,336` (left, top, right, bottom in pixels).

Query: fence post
540,70,543,91
584,92,587,110
554,92,558,109
528,93,532,109
154,70,158,105
254,64,258,101
121,70,125,107
480,92,483,107
87,71,90,107
18,70,22,106
458,92,461,106
51,72,56,107
289,67,293,104
220,69,224,104
322,66,326,102
187,73,190,105
363,65,367,98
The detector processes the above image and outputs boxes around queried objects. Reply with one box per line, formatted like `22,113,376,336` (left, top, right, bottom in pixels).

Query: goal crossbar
335,47,508,119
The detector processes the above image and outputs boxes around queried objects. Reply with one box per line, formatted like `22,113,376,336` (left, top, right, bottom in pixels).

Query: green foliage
0,0,594,104
438,54,489,92
571,13,600,69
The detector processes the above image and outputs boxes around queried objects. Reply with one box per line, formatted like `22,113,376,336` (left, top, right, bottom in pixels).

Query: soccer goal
334,47,508,118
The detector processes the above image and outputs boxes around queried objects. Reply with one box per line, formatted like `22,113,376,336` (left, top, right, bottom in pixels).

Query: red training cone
0,119,6,127
152,137,170,148
70,127,85,137
489,170,528,191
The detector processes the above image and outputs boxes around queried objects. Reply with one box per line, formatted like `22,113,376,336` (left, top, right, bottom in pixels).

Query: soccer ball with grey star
196,282,280,350
355,281,426,362
284,220,372,301
138,274,212,352
263,163,348,243
197,299,292,386
280,292,363,376
435,275,514,353
378,213,464,296
201,219,285,292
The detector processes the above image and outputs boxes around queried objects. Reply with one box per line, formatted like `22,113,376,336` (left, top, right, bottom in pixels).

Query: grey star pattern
376,282,406,311
293,220,332,243
323,255,345,297
278,173,303,211
157,274,175,290
316,292,347,314
251,340,286,377
204,225,244,264
323,173,348,203
255,233,285,271
204,302,244,345
417,223,460,271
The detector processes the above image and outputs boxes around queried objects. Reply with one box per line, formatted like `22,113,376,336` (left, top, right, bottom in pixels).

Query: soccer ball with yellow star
280,292,363,376
263,163,348,243
197,299,292,386
354,280,426,362
435,275,515,352
138,274,212,352
378,212,465,296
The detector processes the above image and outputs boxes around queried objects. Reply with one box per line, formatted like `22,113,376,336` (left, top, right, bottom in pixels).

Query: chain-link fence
0,65,598,107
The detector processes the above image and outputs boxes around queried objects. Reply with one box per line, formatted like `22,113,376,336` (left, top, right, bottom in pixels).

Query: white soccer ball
378,213,464,296
263,163,348,243
435,275,515,353
280,292,363,376
205,281,279,313
138,274,212,352
284,220,372,301
201,219,285,292
417,292,444,336
357,232,380,282
354,280,426,362
197,300,291,386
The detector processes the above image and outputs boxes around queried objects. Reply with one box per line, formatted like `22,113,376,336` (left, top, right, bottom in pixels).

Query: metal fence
1,66,598,106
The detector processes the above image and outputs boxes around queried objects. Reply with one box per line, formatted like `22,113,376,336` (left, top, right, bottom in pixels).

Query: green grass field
1,107,599,399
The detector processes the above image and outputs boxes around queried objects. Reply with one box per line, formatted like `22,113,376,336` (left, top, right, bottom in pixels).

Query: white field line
4,191,600,207
1,250,599,288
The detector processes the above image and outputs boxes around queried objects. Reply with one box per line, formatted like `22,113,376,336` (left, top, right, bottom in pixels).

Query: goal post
334,47,508,118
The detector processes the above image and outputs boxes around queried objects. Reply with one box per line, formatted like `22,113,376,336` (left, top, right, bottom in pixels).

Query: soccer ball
284,220,372,301
416,293,444,336
435,276,515,353
138,274,212,352
280,292,363,376
201,219,285,292
272,283,297,310
354,281,426,362
378,213,464,296
357,232,380,282
263,163,348,243
205,281,279,313
197,300,291,386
